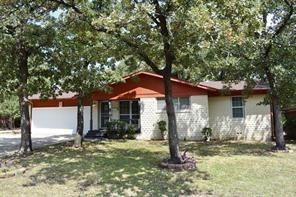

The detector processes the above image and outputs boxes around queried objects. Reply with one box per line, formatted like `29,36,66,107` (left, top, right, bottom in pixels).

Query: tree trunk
74,96,84,148
272,94,286,150
19,95,32,153
163,73,182,164
8,117,13,130
265,64,286,150
17,45,32,154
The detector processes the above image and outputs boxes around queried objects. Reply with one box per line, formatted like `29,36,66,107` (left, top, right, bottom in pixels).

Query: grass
1,140,296,197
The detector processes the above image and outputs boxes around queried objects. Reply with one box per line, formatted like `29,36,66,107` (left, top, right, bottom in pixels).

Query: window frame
119,100,140,126
156,97,191,112
231,96,245,119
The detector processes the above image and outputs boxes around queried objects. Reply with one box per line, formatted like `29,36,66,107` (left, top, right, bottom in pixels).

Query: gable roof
124,71,217,91
30,71,269,101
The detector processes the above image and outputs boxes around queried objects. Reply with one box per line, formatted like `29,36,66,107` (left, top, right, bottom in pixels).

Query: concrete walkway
0,133,74,157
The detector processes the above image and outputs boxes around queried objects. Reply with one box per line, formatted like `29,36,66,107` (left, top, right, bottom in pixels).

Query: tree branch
152,0,175,70
262,1,294,59
261,1,294,94
117,35,162,74
52,0,162,74
50,0,82,14
272,0,294,38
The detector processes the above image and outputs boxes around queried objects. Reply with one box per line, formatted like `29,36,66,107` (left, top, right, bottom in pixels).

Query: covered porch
89,100,141,132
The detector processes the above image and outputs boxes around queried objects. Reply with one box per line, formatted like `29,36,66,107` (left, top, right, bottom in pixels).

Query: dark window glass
179,97,190,110
120,101,130,114
232,97,244,118
131,119,138,125
132,101,139,114
120,115,130,123
232,97,243,107
101,116,109,128
101,102,109,114
232,108,244,118
100,102,110,128
119,101,140,126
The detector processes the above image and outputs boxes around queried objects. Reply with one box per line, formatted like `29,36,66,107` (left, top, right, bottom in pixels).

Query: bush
201,127,212,142
126,124,137,139
157,120,167,140
106,120,126,139
284,119,296,139
106,120,137,139
0,96,20,129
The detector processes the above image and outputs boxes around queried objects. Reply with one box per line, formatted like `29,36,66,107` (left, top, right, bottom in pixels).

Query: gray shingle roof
29,92,77,100
199,81,269,91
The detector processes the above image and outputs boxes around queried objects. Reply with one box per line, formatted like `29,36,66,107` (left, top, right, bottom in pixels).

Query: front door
100,101,110,128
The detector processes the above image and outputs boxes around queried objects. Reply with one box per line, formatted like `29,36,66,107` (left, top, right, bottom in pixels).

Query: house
29,71,272,141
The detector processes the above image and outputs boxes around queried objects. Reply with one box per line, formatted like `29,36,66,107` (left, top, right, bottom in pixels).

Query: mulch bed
160,150,197,171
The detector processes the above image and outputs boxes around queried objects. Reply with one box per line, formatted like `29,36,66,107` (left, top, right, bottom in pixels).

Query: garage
31,106,90,137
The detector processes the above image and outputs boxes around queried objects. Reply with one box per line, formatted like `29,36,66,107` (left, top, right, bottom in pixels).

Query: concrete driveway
0,132,74,157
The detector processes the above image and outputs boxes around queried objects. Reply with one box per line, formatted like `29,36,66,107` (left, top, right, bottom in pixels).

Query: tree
0,1,58,153
52,19,121,147
253,0,294,150
0,95,20,129
208,0,295,150
52,0,250,163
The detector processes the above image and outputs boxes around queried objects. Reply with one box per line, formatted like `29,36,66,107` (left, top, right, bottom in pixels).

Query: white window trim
119,100,140,125
156,97,191,113
231,96,245,119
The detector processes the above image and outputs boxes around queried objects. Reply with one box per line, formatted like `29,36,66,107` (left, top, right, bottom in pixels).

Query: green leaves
0,95,20,119
0,0,59,97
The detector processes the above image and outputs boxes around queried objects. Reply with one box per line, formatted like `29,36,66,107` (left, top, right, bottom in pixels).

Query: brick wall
138,95,209,140
208,95,271,141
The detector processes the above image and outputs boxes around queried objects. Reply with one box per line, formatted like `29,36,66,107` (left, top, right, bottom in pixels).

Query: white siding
32,106,90,137
138,95,209,140
208,95,271,141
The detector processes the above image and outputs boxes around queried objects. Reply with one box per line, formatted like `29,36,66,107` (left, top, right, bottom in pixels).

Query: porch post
90,100,93,131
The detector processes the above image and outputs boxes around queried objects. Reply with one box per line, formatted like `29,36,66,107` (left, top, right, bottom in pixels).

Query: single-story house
29,71,272,141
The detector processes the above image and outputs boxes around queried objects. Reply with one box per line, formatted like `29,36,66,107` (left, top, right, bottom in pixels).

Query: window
179,97,190,110
232,97,245,118
119,101,130,124
100,101,110,128
157,99,166,111
119,101,140,126
157,97,190,111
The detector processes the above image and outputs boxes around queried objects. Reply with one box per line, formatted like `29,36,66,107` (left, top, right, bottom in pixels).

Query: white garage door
31,107,90,137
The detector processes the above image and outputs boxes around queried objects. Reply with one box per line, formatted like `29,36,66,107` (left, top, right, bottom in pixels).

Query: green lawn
1,140,296,196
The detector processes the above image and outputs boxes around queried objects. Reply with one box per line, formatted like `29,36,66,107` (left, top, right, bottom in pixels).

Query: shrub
284,119,296,139
201,127,212,142
126,124,137,139
106,120,126,139
157,120,167,140
106,120,138,139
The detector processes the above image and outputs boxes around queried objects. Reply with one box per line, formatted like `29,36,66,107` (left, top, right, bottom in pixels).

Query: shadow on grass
149,140,274,157
15,140,280,196
181,141,274,157
21,141,211,196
